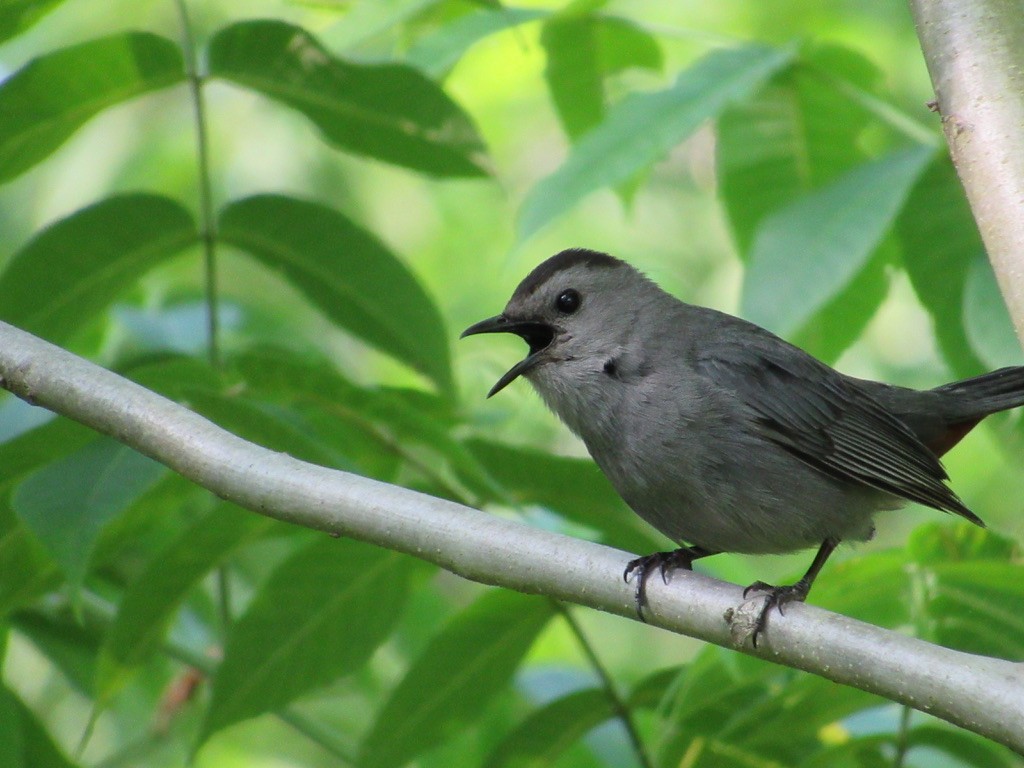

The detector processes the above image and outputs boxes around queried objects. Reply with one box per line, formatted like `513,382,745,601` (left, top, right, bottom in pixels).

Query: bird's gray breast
578,361,882,554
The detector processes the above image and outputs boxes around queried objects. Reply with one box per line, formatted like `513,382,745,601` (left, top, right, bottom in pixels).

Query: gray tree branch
910,0,1024,337
0,320,1022,753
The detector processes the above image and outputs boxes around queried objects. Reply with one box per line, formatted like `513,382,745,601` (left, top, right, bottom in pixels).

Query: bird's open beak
460,314,555,397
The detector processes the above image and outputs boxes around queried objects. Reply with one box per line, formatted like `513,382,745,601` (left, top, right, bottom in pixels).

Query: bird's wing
696,337,981,523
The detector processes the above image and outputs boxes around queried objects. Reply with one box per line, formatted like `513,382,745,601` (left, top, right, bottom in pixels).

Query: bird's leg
743,537,839,646
624,545,717,621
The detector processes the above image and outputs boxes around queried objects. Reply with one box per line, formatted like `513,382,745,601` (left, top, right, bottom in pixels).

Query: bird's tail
933,366,1024,417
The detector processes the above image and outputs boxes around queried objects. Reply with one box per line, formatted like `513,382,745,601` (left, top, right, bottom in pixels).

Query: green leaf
628,665,681,708
518,43,793,239
13,437,168,594
14,610,101,696
0,506,60,616
219,194,453,393
741,145,934,338
542,14,662,140
97,504,268,700
541,16,603,142
0,685,24,768
790,240,892,364
358,590,556,768
963,255,1021,370
200,537,418,742
185,391,349,469
905,724,1019,768
14,694,78,768
208,20,487,177
925,561,1024,658
0,676,79,767
898,156,988,376
405,8,545,78
0,419,95,485
0,0,68,44
0,33,184,182
907,521,1017,565
484,688,613,768
809,550,910,630
718,43,880,256
0,194,197,343
462,438,664,554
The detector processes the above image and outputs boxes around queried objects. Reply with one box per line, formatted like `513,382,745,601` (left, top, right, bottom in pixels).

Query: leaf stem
557,603,654,768
893,703,912,767
173,0,221,370
216,564,232,632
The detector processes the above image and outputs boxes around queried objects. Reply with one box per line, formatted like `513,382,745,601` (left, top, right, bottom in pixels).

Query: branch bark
909,0,1024,338
0,320,1022,753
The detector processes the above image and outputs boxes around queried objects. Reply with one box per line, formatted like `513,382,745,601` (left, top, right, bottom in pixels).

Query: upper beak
461,314,555,397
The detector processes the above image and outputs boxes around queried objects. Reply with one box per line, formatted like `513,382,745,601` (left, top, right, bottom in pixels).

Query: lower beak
460,314,555,397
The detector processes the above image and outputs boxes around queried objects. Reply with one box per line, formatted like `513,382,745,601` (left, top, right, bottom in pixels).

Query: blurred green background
1,1,1022,766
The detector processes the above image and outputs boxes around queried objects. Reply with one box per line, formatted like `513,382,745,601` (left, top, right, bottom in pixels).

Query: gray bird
462,248,1024,642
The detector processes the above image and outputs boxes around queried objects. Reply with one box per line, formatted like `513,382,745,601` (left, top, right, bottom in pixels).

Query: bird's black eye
555,289,581,314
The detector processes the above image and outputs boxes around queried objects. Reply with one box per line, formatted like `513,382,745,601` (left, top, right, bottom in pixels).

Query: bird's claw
742,580,810,647
623,549,698,622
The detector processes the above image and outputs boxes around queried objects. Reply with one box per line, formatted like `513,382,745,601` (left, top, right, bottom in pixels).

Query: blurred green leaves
0,32,184,181
0,3,1022,767
541,12,662,140
358,590,555,768
741,145,934,338
518,43,794,239
13,437,167,597
201,537,421,742
0,0,68,45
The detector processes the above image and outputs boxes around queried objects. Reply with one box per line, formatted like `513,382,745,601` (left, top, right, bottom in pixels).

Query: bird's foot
623,548,698,622
742,579,811,647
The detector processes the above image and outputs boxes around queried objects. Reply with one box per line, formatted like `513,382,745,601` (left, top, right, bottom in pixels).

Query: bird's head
461,249,661,399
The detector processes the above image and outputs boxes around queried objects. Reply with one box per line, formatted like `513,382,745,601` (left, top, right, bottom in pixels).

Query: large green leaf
518,43,793,239
358,590,556,768
12,437,168,594
717,43,880,257
97,504,269,700
741,145,934,338
219,195,454,394
541,13,662,140
0,194,198,343
898,156,988,376
200,537,418,742
208,20,487,177
0,33,184,182
484,688,613,768
0,0,68,44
